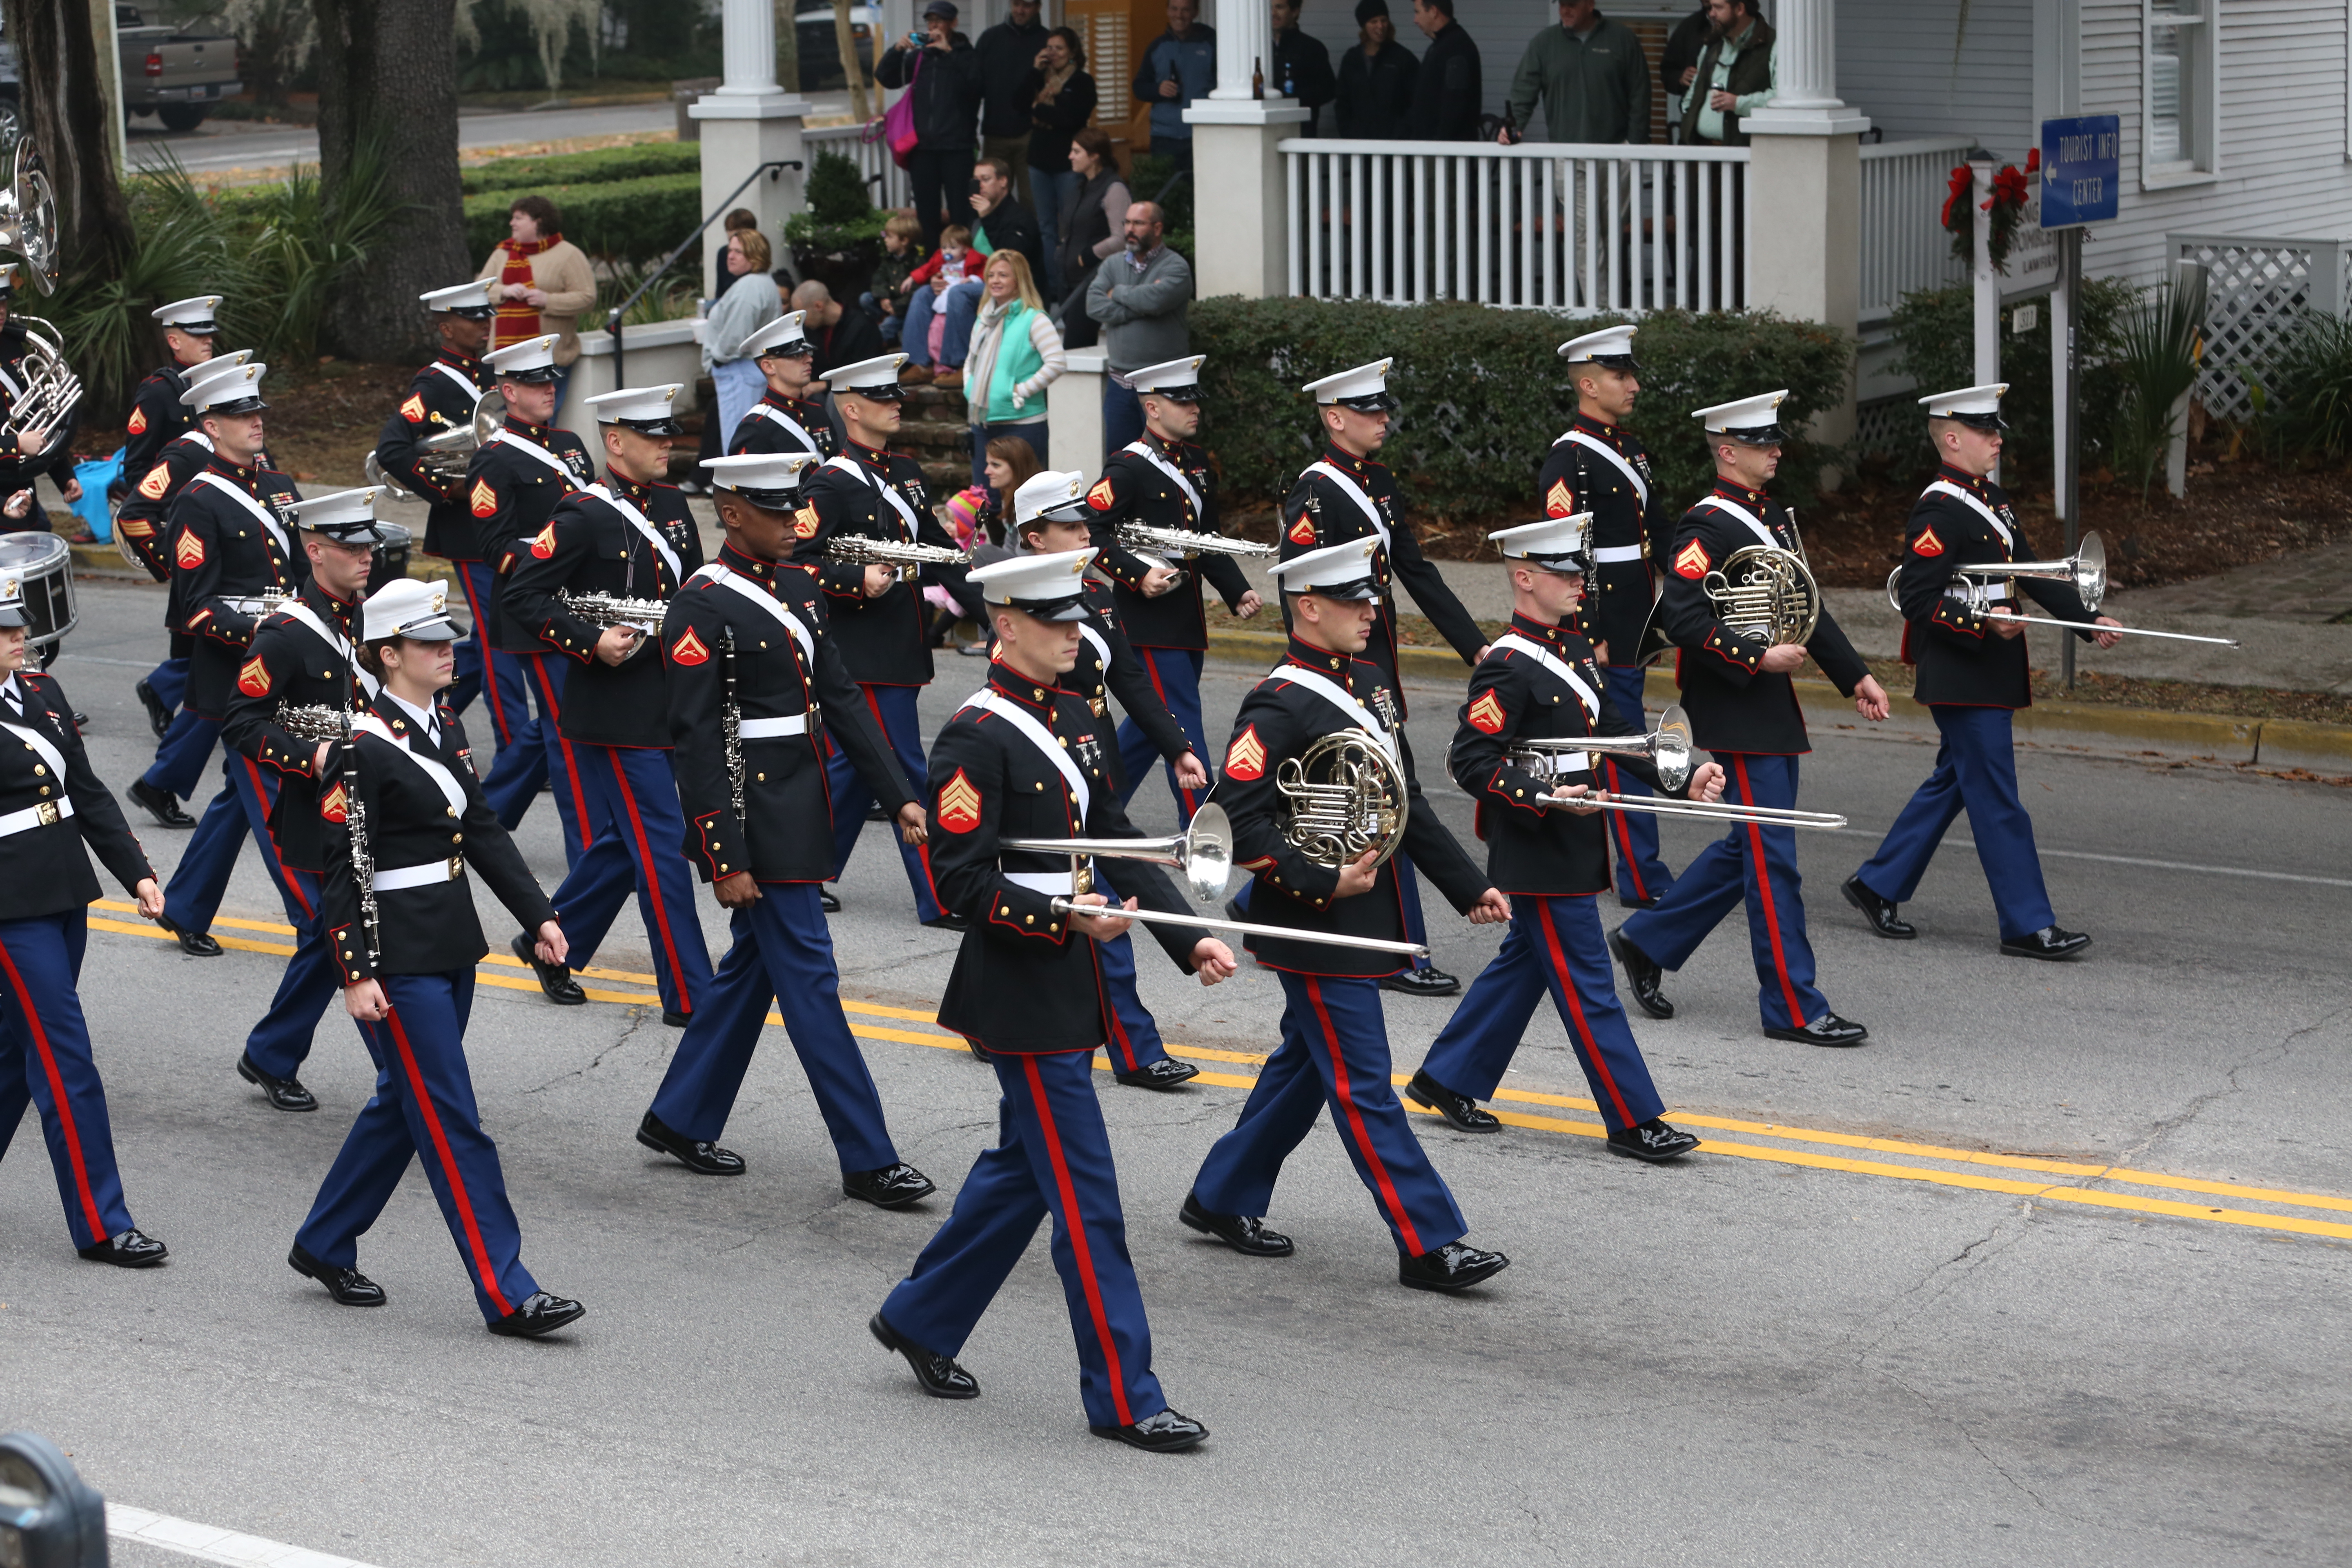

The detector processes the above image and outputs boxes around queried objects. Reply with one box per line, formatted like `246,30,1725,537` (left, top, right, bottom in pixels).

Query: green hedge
1191,299,1854,522
464,172,702,265
460,140,699,195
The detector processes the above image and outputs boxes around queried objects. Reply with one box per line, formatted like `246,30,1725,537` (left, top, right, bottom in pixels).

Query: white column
719,0,780,93
1180,0,1307,298
690,0,819,299
1738,0,1866,135
1208,0,1274,101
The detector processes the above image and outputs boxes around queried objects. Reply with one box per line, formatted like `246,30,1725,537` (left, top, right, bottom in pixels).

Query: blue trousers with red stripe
1090,866,1170,1074
1421,894,1665,1130
0,912,136,1250
1115,646,1207,825
145,655,189,715
142,709,221,800
881,1047,1165,1430
1617,752,1828,1032
1855,704,2056,943
648,883,898,1171
1599,665,1675,904
1192,971,1468,1256
482,652,587,866
824,683,941,924
545,742,712,1019
295,970,541,1324
443,561,533,762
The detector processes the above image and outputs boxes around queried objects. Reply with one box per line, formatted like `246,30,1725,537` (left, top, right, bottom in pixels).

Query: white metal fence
804,122,909,211
1856,136,1973,323
2170,231,2352,424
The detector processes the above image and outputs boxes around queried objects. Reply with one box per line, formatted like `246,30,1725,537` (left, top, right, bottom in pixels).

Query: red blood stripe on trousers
1019,1054,1134,1427
1734,757,1808,1028
1304,976,1425,1256
605,750,694,1016
865,684,946,913
1604,758,1649,900
238,755,313,918
1138,653,1199,817
454,572,516,747
1091,942,1140,1071
379,1005,514,1317
0,935,109,1241
530,657,593,851
1533,899,1636,1127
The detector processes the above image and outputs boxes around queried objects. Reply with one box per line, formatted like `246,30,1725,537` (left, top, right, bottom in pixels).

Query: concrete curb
1200,626,2345,773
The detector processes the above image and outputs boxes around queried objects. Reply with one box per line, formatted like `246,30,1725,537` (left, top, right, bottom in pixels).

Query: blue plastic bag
69,449,123,539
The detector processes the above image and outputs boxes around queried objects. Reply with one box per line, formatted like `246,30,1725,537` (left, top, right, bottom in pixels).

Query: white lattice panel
2170,233,2352,425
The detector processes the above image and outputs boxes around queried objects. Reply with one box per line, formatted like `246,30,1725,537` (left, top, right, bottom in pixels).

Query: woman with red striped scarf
475,196,595,415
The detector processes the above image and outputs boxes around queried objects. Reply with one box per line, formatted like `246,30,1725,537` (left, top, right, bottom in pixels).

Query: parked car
116,4,242,133
795,6,878,94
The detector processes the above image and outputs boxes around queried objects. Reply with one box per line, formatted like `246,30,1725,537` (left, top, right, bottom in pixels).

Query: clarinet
336,675,380,962
722,626,745,824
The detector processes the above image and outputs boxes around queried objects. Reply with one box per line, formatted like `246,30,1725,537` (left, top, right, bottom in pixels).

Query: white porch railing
1856,136,1973,323
804,122,909,211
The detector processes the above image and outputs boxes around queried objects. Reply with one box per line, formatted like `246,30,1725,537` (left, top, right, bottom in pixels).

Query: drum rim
0,532,73,566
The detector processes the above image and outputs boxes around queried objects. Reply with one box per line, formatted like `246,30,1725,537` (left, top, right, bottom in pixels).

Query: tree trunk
773,0,798,94
310,0,468,362
0,0,133,283
833,0,869,122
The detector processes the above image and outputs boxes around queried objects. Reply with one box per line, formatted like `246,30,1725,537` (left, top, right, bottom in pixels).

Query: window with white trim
2143,0,2218,186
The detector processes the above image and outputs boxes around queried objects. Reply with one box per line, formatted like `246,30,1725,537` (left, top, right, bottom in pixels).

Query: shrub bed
460,141,699,195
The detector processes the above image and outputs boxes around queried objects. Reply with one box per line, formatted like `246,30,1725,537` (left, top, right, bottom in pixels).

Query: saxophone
721,626,745,823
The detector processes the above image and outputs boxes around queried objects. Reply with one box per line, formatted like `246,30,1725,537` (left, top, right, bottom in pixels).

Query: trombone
1883,530,2241,648
1508,705,1695,793
1535,787,1848,831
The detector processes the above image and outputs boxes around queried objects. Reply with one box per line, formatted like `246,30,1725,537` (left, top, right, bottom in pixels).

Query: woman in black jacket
1336,0,1420,139
1053,126,1130,350
1025,26,1098,298
877,2,985,250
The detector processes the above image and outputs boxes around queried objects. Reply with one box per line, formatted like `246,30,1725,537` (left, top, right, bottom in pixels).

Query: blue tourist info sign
2040,115,2121,228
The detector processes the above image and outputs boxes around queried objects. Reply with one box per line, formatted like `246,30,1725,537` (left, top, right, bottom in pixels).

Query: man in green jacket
1498,0,1650,144
1674,0,1775,147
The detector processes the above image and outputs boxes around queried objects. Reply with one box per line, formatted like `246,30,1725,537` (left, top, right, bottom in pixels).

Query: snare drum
368,521,413,594
0,532,77,649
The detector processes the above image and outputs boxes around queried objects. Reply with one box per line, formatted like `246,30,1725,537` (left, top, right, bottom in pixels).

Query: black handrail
608,158,802,383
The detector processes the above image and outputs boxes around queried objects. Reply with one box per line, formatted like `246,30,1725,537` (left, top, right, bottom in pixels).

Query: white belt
739,713,813,739
1530,753,1590,778
1591,544,1645,564
1945,583,2012,604
1004,870,1077,894
0,797,72,837
373,856,465,891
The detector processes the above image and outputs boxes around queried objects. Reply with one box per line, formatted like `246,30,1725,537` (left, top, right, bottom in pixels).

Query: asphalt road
6,579,2350,1568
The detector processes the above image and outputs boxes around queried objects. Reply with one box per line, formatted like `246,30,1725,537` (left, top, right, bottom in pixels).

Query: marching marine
122,294,235,739
725,312,837,461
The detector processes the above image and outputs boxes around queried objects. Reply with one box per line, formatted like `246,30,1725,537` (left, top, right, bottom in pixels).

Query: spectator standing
1085,202,1192,452
1500,0,1650,145
976,0,1051,210
1675,0,1774,146
1132,0,1217,174
863,213,929,346
1054,127,1133,351
1026,27,1098,297
476,195,595,412
1335,0,1419,139
877,1,984,252
962,251,1065,487
703,228,784,450
1405,0,1481,142
1270,0,1337,133
1659,3,1709,127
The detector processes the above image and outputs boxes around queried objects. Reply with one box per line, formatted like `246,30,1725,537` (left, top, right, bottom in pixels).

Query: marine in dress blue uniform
121,296,228,740
1078,355,1263,824
1541,325,1680,906
1410,514,1711,1160
871,548,1227,1453
1274,359,1490,998
724,312,839,461
633,450,936,1206
290,579,586,1337
1613,392,1890,1047
1845,383,2118,960
795,352,978,927
0,573,170,1268
500,382,713,1023
1183,539,1517,1291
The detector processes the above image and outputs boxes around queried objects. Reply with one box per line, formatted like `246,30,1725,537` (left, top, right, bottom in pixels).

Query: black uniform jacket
1897,464,2095,710
1538,414,1672,664
664,544,913,884
797,441,975,687
928,664,1199,1055
468,417,597,656
1654,480,1867,756
0,670,153,918
1074,580,1189,793
115,429,217,584
1209,635,1488,979
1277,443,1487,718
0,323,79,510
124,363,197,479
170,457,307,719
374,349,487,560
1082,433,1252,651
1447,613,1682,897
502,470,703,748
319,695,556,984
221,580,368,873
726,389,837,461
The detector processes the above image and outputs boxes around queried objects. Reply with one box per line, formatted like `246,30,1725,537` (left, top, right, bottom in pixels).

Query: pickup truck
116,5,242,132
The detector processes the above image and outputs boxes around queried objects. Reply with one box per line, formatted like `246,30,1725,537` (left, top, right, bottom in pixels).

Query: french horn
1276,729,1409,870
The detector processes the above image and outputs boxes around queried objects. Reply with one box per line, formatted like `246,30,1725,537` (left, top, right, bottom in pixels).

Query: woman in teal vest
962,250,1066,487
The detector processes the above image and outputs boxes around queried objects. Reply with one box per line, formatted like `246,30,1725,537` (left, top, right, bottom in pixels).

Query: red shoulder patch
529,521,557,559
1086,477,1118,511
794,505,820,540
1224,724,1267,782
1913,526,1944,557
1672,539,1711,579
237,656,273,698
1467,690,1506,734
138,462,172,501
318,780,348,824
1285,512,1316,546
936,769,982,833
1544,478,1575,518
175,530,205,569
669,627,710,666
400,393,428,423
127,406,148,436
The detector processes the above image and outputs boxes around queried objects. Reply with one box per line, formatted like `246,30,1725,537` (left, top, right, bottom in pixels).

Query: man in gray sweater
1086,201,1193,452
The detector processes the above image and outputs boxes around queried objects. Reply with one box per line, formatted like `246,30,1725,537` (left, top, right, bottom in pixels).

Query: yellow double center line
90,900,2352,1245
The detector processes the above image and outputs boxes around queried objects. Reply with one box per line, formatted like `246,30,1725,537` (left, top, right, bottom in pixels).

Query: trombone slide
1048,899,1430,958
1537,790,1847,830
1984,611,2239,648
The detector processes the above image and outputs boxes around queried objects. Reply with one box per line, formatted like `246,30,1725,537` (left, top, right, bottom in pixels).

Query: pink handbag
882,48,922,167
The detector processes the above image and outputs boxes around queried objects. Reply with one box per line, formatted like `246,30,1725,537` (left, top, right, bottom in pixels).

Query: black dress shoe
2001,925,2092,961
844,1162,936,1207
1380,965,1461,998
72,711,89,728
78,1228,168,1268
511,932,585,1004
134,678,172,739
1405,1069,1500,1133
1114,1057,1199,1090
154,912,222,957
635,1110,744,1175
922,911,970,933
1091,1408,1209,1452
237,1051,318,1111
1608,927,1673,1019
488,1291,586,1337
1607,1118,1701,1163
1842,875,1917,940
1399,1241,1509,1292
866,802,891,822
287,1243,385,1305
820,886,841,913
962,1033,994,1062
1617,893,1658,910
870,1311,980,1398
126,778,195,828
1178,1191,1293,1256
1764,1012,1871,1048
661,1009,690,1027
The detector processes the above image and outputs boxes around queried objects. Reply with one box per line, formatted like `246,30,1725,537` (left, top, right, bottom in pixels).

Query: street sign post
2040,115,2120,688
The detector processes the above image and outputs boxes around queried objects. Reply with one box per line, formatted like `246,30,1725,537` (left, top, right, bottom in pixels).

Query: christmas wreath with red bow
1942,149,2040,274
